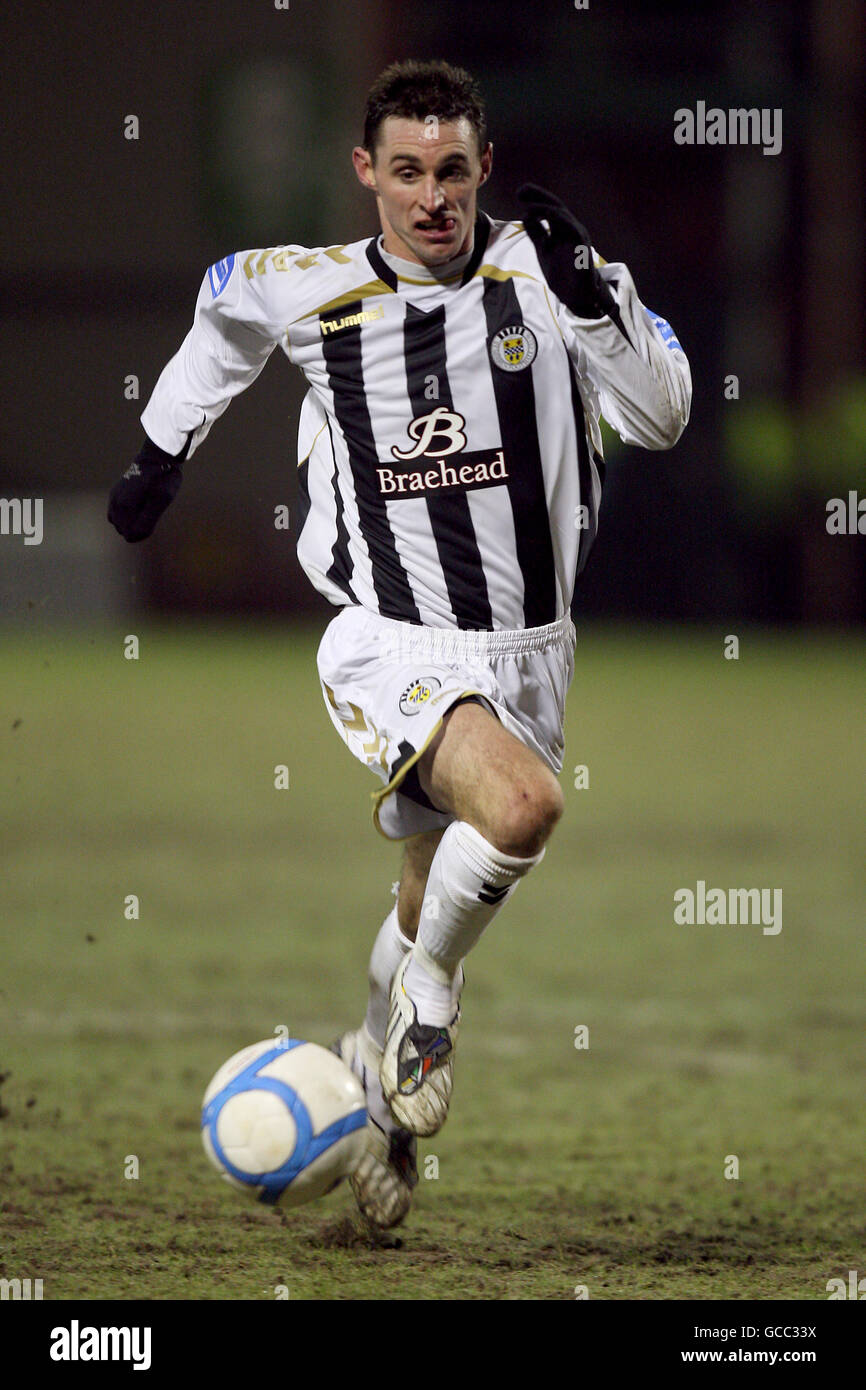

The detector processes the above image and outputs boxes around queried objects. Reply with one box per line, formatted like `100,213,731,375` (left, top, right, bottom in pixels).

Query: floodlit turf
1,621,864,1300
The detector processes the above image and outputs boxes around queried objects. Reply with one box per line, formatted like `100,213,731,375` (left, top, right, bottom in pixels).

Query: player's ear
477,142,493,188
352,145,378,192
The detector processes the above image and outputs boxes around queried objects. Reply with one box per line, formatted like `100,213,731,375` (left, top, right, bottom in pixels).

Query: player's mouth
415,217,457,243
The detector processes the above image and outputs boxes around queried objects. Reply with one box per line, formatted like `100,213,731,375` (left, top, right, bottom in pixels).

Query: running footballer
108,59,692,1229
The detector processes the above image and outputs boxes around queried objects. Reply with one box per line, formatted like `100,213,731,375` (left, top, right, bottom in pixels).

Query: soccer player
108,60,691,1229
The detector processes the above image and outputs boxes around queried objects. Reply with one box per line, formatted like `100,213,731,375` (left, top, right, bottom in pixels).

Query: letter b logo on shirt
391,408,467,460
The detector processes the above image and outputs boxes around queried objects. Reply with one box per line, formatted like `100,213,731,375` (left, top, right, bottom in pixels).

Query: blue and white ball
201,1038,367,1207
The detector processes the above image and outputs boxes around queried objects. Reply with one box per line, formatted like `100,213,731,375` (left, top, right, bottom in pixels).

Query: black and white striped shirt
141,212,691,629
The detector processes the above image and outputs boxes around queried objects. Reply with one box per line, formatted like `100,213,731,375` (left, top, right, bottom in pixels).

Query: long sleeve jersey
141,210,691,630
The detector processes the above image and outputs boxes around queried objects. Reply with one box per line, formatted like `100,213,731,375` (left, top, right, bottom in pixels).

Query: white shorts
316,605,576,840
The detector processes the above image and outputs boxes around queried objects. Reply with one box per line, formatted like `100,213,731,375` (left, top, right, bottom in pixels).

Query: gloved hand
108,435,184,542
517,183,617,320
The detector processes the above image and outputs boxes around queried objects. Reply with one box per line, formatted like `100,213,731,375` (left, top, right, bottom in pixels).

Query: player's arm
108,252,286,542
556,261,692,452
518,184,692,451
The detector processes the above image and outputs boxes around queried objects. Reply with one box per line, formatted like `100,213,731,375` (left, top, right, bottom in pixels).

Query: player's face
353,116,492,267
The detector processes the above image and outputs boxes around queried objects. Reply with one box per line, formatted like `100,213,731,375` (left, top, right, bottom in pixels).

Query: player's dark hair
363,60,487,160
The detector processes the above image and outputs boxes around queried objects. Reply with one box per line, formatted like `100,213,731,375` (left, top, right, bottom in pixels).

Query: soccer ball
201,1038,367,1207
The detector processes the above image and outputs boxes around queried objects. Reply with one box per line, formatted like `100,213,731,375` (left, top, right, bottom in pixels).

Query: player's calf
381,819,545,1136
394,829,444,940
382,704,561,1135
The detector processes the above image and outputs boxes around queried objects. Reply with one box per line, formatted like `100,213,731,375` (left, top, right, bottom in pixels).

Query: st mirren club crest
399,676,442,717
490,324,538,373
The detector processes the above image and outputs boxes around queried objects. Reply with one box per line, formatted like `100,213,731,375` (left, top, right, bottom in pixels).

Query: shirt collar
365,210,491,291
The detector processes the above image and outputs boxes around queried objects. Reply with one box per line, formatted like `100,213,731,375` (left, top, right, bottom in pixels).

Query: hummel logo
478,883,510,905
320,305,384,336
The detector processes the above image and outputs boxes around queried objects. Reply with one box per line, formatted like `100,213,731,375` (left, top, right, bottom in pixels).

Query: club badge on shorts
489,324,538,372
399,676,442,716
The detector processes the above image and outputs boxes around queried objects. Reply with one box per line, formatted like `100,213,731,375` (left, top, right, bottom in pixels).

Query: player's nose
419,175,446,213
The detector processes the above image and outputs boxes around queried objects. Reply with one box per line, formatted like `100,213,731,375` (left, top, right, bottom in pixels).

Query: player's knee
493,772,563,858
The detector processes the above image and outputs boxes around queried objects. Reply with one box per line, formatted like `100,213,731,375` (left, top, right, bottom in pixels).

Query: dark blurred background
1,0,864,625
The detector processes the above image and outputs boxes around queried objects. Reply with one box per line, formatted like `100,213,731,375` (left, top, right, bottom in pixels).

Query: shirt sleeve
555,258,692,451
140,251,290,459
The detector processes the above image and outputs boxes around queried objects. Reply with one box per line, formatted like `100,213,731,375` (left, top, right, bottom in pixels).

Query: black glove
517,184,617,320
108,435,185,542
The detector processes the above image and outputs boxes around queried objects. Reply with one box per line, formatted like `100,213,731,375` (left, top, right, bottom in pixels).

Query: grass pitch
1,621,864,1300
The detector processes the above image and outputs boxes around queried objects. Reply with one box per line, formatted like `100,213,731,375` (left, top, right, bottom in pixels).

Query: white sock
400,958,465,1029
404,821,545,1025
363,905,414,1050
350,1025,397,1136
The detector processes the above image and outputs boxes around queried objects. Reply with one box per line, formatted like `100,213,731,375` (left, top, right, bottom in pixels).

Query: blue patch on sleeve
644,307,681,352
208,254,236,299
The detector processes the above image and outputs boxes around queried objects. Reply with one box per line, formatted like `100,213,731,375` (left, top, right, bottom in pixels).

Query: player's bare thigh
417,699,563,858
